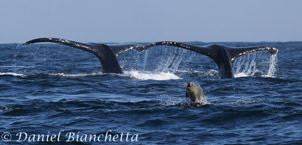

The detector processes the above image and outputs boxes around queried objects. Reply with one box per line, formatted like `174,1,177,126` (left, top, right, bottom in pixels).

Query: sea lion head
186,82,207,105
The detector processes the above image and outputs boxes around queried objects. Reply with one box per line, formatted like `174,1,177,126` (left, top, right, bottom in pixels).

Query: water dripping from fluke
233,53,278,78
264,54,278,78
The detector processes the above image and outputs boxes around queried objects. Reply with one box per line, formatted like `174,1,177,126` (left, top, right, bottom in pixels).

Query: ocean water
0,42,301,144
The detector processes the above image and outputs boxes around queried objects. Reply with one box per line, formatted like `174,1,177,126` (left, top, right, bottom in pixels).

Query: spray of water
125,70,180,80
233,52,278,78
142,49,149,71
266,54,278,77
127,45,197,80
155,46,194,73
171,49,185,71
156,45,178,72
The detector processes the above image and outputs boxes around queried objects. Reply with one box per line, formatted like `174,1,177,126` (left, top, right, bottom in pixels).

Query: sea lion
186,82,207,106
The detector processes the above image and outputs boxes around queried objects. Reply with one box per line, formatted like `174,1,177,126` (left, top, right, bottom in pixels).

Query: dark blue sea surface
0,42,301,144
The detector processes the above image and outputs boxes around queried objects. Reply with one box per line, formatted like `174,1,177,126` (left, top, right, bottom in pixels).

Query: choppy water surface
0,42,301,144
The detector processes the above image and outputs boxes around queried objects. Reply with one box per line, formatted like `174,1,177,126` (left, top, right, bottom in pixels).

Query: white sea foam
0,71,181,80
213,100,257,106
234,72,249,78
205,69,219,77
49,72,103,77
0,72,26,77
125,70,181,80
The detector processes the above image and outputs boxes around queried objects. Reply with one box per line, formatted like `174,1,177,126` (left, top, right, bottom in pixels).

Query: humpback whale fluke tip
23,41,34,46
23,40,34,46
271,47,278,55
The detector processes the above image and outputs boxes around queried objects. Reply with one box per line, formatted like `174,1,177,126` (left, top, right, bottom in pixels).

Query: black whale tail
24,38,99,54
143,41,278,78
228,46,278,61
23,38,143,74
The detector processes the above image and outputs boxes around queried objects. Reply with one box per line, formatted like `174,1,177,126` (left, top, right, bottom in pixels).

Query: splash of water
233,52,278,78
125,70,180,80
233,53,258,77
247,54,257,76
121,46,187,80
265,54,278,77
169,48,185,71
0,71,181,80
156,46,177,72
155,46,189,73
142,49,149,71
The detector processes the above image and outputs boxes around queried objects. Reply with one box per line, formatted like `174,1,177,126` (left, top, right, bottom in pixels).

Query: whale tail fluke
23,38,279,78
229,46,278,62
143,41,214,58
23,38,145,55
110,44,145,55
23,38,125,73
23,38,150,74
23,38,99,54
143,41,278,78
